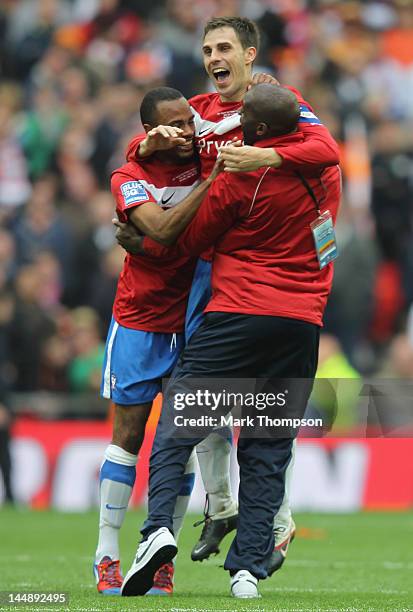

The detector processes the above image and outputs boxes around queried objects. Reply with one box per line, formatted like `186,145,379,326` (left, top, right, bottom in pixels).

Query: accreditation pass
310,210,338,270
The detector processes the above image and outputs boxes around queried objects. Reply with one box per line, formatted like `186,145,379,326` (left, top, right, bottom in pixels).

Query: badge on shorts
310,210,338,270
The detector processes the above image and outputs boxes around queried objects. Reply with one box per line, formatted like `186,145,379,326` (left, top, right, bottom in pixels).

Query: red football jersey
111,158,199,332
143,135,341,327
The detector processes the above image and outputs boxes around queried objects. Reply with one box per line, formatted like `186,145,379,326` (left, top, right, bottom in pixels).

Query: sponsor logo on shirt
198,138,242,156
299,105,322,125
120,181,150,206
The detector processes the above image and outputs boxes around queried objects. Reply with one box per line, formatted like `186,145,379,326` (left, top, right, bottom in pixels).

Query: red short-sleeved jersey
111,158,199,332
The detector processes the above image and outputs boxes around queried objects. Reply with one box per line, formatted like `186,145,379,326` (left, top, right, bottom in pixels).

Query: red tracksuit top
143,133,341,327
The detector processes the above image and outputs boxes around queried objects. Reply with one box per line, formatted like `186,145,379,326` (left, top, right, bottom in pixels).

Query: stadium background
0,0,413,514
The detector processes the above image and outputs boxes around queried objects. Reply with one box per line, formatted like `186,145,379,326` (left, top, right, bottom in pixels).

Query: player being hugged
94,87,229,597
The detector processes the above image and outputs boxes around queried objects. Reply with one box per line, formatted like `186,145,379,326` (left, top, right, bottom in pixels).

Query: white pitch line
285,559,413,570
266,587,407,595
383,561,413,570
205,556,413,570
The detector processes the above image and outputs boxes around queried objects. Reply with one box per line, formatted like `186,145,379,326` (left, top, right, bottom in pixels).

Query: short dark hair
203,17,260,52
140,87,184,126
245,84,300,136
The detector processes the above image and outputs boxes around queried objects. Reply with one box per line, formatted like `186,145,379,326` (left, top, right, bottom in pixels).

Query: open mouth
212,68,231,85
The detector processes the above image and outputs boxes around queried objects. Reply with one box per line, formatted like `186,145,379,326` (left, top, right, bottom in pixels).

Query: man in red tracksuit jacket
121,84,341,600
118,16,340,575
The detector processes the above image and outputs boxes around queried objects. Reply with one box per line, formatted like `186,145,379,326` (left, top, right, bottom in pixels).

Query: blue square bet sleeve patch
120,181,150,206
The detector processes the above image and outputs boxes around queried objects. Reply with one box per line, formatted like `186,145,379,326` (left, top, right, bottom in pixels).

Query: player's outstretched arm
128,160,222,246
220,143,283,173
220,127,339,173
143,171,242,259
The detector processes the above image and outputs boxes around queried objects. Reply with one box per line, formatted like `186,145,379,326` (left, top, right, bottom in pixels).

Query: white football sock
172,449,196,541
95,444,137,564
196,433,237,518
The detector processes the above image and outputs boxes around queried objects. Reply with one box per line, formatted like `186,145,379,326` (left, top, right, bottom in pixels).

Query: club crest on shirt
120,181,150,206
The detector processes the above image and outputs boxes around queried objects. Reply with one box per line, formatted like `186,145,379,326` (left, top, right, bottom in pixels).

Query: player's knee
112,402,152,454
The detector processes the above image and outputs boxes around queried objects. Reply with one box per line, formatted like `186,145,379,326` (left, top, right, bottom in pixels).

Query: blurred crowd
0,0,413,400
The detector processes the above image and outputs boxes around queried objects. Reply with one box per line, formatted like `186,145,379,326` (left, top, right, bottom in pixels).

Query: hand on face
143,125,187,154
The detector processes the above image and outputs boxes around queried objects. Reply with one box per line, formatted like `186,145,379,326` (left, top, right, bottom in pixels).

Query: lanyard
294,170,324,216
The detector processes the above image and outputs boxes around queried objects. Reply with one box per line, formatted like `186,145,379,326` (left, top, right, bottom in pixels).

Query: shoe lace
101,560,122,586
193,494,214,540
193,494,210,527
154,562,173,588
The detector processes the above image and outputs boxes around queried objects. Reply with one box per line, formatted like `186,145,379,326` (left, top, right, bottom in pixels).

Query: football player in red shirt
117,16,340,574
94,87,225,596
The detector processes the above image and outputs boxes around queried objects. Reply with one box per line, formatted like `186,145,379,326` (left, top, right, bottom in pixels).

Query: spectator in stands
68,307,105,393
0,87,31,220
13,174,75,290
18,85,68,180
0,229,17,287
10,264,55,391
65,190,117,310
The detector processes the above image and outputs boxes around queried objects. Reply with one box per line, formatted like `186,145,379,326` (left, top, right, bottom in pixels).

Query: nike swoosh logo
135,531,165,564
161,192,175,205
194,544,207,553
105,503,127,510
199,128,212,136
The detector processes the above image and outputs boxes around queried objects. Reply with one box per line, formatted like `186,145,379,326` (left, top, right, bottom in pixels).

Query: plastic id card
310,210,338,270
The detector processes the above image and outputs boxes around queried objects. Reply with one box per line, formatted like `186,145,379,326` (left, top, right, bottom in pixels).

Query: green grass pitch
0,508,412,611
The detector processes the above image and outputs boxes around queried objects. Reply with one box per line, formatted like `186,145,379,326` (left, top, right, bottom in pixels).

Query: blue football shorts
101,316,184,406
101,258,212,407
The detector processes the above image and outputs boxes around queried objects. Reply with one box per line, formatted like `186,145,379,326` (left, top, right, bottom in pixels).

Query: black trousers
142,312,319,578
